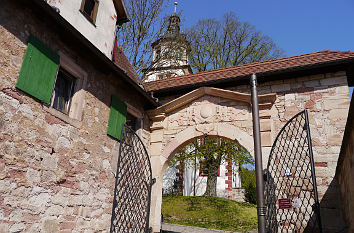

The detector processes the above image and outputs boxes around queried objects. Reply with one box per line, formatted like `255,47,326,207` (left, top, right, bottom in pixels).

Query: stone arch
160,123,254,175
147,87,276,232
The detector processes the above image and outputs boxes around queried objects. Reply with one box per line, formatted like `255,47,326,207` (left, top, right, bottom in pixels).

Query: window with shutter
16,35,59,104
16,35,87,126
107,95,127,140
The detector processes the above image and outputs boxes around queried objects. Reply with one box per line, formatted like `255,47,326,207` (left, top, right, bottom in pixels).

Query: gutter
31,0,159,107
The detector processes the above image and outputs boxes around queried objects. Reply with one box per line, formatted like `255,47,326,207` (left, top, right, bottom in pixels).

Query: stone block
150,130,163,143
175,126,195,144
323,98,350,110
261,132,271,147
328,134,344,146
260,119,271,132
9,223,25,233
284,106,299,121
304,79,320,87
46,205,65,216
271,83,291,93
259,109,271,119
335,85,350,94
320,76,347,86
0,224,9,233
329,109,349,122
43,219,59,233
59,221,76,230
150,142,163,156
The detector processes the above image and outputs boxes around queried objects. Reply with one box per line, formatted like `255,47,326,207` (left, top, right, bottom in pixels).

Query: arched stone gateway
147,87,277,231
144,66,352,232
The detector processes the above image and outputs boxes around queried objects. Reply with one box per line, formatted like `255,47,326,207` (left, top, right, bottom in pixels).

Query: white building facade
46,0,128,57
163,152,245,201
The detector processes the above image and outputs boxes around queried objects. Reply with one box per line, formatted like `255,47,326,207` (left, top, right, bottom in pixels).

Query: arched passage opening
149,123,255,231
162,133,253,195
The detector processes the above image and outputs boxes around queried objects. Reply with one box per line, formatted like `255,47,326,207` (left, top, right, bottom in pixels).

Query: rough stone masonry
0,1,353,233
0,1,152,232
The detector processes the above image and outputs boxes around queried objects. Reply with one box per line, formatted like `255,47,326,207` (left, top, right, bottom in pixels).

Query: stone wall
151,71,351,232
0,1,149,232
336,97,354,232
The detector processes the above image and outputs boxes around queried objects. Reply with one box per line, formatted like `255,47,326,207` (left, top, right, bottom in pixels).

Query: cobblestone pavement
161,223,242,233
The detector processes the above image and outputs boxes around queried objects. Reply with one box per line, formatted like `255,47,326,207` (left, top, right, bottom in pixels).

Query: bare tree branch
186,12,285,72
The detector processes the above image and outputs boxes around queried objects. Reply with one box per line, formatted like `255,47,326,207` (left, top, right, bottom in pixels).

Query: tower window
155,49,161,61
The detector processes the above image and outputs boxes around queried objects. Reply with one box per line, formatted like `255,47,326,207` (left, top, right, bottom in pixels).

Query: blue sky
168,0,354,97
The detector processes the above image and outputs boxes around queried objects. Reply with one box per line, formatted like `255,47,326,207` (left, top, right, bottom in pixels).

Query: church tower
143,2,192,82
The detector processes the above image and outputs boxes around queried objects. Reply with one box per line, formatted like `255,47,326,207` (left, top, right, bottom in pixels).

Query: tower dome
142,2,192,82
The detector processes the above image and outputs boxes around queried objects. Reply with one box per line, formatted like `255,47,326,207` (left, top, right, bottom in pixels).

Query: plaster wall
47,0,117,58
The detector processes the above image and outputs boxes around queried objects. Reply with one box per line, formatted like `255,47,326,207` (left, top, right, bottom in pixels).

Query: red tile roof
113,45,139,83
143,50,354,92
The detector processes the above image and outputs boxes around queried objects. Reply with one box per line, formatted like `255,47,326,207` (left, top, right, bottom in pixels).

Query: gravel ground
161,223,258,233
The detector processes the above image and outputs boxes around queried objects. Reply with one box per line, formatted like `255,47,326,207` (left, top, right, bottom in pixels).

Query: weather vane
174,1,178,14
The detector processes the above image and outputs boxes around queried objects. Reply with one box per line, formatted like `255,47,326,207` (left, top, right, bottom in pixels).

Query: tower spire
174,1,178,14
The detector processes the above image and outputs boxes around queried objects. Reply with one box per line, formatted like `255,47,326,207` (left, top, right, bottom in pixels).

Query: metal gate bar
264,110,322,233
110,124,154,233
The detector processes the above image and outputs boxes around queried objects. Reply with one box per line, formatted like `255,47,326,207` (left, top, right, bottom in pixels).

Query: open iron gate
264,110,322,232
110,124,154,233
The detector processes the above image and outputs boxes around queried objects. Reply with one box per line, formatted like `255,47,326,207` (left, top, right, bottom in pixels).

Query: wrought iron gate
110,124,154,233
264,110,322,232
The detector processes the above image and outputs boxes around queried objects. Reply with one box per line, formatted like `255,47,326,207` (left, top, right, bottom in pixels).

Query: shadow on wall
317,178,346,233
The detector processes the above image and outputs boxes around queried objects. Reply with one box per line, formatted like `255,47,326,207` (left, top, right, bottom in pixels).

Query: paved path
161,223,255,233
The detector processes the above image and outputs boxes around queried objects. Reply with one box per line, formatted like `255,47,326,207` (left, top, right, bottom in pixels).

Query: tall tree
117,0,167,76
186,12,285,72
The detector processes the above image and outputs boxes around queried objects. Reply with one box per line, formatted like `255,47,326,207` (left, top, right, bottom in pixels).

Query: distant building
163,143,245,202
143,2,192,82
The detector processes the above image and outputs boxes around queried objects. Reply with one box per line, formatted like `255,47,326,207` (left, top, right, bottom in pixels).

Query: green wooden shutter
16,35,59,104
107,95,127,140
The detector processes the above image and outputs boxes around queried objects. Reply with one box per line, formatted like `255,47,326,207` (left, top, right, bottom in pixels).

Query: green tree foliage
240,168,257,204
170,137,254,197
186,12,285,72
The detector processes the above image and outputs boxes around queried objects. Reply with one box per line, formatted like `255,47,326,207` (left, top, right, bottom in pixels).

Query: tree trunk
204,164,218,196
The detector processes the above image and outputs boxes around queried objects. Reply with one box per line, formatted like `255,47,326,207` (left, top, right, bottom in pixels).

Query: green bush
241,168,257,204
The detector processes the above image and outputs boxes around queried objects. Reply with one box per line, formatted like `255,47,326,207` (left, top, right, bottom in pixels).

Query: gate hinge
151,178,156,185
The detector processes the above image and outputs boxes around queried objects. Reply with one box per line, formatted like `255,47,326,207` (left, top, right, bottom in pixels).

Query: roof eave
147,57,354,94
